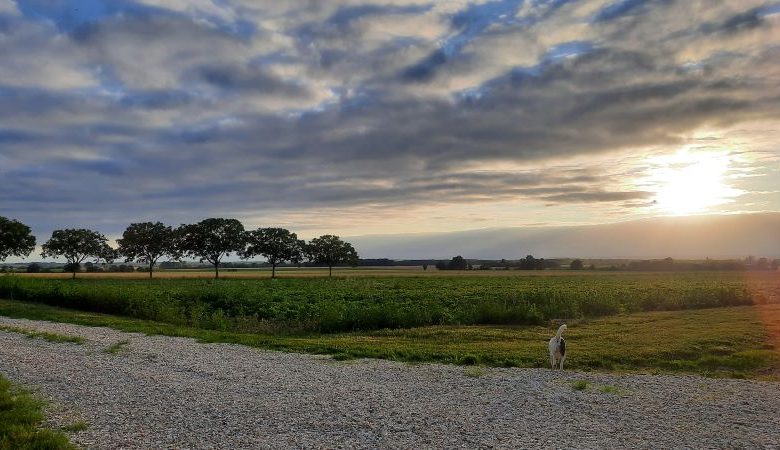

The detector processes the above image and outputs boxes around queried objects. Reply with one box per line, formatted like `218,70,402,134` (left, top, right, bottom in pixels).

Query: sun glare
648,149,740,215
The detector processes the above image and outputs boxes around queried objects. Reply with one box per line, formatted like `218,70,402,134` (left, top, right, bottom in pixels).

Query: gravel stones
1,316,779,449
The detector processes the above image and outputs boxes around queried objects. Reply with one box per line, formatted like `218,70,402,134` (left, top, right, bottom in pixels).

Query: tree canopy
41,228,110,278
243,227,302,278
435,255,469,270
305,235,358,277
117,222,178,278
0,216,36,262
177,218,245,278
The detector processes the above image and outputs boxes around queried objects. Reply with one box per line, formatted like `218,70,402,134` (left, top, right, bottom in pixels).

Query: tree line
0,216,358,279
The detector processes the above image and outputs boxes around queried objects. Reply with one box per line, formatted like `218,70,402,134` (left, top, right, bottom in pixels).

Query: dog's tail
555,324,567,339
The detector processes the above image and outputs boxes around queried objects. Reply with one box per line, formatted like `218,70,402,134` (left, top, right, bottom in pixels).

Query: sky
1,0,779,244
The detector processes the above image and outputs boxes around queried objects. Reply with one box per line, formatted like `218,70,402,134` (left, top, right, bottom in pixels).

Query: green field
0,299,777,379
0,273,759,333
1,271,777,378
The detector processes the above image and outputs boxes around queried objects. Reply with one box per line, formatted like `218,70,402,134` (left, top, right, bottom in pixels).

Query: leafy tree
291,239,307,268
97,243,119,265
570,259,584,270
305,235,358,277
177,218,245,279
26,263,42,273
242,227,302,279
0,216,36,262
41,229,109,279
117,222,178,278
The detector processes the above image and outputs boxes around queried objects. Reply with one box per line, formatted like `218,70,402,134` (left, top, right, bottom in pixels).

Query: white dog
548,324,567,370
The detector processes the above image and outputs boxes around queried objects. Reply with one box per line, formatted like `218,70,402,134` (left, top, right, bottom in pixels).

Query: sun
648,149,740,216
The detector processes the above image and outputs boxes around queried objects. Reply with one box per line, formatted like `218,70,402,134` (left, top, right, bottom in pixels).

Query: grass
103,340,129,354
0,374,76,450
572,380,589,390
0,273,759,333
598,385,624,395
0,325,84,345
0,298,777,379
464,366,486,378
60,422,88,433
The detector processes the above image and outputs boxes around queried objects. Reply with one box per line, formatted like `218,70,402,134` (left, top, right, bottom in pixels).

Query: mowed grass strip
1,299,776,379
0,374,76,450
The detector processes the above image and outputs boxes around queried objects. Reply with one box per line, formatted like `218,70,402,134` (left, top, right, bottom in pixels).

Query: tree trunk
271,263,276,279
329,264,332,277
149,262,154,279
215,262,219,279
72,270,76,280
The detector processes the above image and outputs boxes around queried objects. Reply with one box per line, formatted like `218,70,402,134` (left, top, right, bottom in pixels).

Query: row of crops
0,273,754,333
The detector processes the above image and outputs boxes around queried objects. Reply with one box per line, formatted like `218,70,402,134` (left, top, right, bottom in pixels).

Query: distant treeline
6,255,778,274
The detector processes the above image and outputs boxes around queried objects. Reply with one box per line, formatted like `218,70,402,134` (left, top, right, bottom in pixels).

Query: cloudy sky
1,0,779,241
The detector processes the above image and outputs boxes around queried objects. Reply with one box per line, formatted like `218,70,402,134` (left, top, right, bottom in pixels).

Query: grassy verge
0,325,84,345
0,299,777,379
0,374,76,450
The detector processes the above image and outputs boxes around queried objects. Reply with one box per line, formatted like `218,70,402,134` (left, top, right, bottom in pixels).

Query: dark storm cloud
0,0,778,235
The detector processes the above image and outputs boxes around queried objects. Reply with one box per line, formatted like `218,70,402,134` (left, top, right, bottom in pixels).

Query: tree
0,216,36,262
117,222,178,278
41,228,109,279
449,255,468,270
96,243,119,265
26,263,42,273
291,239,307,268
305,235,358,277
570,259,584,270
177,218,245,279
242,227,302,279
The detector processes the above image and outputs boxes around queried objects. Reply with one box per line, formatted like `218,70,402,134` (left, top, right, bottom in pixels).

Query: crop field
1,271,778,377
0,272,775,333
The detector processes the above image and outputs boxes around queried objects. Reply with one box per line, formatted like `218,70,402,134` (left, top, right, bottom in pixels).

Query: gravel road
1,316,779,449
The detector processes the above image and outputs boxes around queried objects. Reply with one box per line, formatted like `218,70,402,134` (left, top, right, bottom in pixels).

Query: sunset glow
649,150,741,216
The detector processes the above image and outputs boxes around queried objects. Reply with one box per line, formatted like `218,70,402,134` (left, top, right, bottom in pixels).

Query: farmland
1,270,778,377
0,272,764,333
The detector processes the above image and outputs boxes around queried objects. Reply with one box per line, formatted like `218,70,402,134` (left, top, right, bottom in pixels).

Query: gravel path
1,316,779,449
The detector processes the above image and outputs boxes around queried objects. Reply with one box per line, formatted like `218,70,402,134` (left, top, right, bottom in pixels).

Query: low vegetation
0,325,84,345
0,299,776,379
60,421,89,433
0,374,76,449
463,366,486,378
0,273,756,333
572,380,589,390
104,340,130,354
